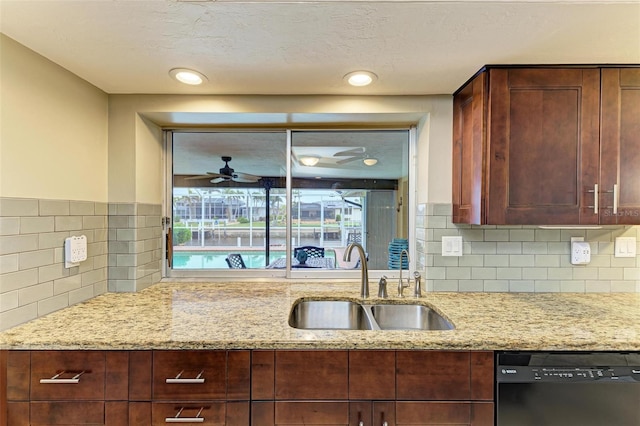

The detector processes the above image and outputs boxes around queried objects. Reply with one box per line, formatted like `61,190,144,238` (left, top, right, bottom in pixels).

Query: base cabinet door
375,401,494,426
151,402,249,426
252,401,350,425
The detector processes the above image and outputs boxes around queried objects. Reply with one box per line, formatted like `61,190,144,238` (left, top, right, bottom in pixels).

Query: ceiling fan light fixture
344,70,377,87
363,157,378,166
300,156,320,166
169,68,208,85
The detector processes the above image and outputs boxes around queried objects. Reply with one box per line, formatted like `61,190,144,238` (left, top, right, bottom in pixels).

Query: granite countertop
1,281,639,351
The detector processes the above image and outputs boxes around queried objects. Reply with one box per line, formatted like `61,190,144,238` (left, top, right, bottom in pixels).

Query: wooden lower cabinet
3,349,495,425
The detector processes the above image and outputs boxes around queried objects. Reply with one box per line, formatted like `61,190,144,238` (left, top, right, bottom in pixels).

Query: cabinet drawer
151,402,249,425
153,351,227,400
31,351,105,401
275,401,350,425
30,401,105,425
274,351,348,400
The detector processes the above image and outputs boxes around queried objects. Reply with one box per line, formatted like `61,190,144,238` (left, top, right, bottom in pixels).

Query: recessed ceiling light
363,157,378,166
344,71,378,87
169,68,208,85
299,156,320,167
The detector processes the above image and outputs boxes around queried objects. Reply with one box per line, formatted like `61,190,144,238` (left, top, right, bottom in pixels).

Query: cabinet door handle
613,184,618,215
165,407,205,423
586,184,599,214
166,370,205,384
39,370,85,384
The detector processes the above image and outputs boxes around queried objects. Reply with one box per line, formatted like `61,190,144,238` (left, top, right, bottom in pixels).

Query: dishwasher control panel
498,366,640,383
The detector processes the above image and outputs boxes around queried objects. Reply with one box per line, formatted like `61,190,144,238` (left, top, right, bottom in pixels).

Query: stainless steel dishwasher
496,351,640,426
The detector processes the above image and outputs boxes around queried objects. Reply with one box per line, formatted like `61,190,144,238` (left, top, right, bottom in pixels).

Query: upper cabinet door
487,68,601,225
600,68,640,225
452,72,486,225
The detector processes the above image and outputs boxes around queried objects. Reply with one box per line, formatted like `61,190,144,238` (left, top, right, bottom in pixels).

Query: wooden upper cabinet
453,65,638,225
600,68,640,224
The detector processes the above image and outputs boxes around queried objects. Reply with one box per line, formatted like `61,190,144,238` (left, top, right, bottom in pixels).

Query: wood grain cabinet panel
349,350,395,400
151,401,249,426
274,350,348,400
453,65,640,226
600,68,640,224
396,351,471,400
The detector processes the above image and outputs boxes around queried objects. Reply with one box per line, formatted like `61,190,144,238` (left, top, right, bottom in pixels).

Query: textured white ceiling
1,0,639,95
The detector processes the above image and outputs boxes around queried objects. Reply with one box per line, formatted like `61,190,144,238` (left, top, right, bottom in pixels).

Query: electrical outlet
65,235,87,268
571,241,591,265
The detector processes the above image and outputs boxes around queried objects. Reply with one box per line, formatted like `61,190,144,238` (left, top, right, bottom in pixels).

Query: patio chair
225,253,247,269
294,246,325,258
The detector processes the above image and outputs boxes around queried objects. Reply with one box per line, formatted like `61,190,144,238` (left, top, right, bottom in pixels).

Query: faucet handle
413,271,422,298
377,276,388,298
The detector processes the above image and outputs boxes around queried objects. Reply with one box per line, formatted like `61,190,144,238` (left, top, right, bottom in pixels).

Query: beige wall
107,94,452,204
0,35,108,202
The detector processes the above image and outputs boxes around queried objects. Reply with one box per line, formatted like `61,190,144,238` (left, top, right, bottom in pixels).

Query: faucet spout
344,242,369,298
398,249,410,297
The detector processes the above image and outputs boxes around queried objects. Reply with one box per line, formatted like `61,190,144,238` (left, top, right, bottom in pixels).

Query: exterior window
166,129,411,276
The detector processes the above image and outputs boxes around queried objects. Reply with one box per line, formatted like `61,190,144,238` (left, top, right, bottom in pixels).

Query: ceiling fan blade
184,172,220,180
336,156,363,165
210,177,227,184
334,147,365,157
232,172,261,183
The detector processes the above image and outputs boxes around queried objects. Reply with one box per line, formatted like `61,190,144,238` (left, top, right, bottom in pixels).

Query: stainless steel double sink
288,299,454,331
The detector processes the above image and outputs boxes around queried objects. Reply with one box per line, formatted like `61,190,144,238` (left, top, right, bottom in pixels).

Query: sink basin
289,300,374,330
369,304,454,331
289,299,455,331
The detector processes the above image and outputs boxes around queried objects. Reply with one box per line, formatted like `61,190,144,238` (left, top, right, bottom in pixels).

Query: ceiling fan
333,146,369,164
185,156,261,184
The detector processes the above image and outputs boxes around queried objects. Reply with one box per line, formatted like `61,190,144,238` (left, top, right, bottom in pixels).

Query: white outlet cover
615,237,637,258
442,236,463,257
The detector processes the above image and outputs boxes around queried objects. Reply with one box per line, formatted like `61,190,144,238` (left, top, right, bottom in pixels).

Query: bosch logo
502,369,517,374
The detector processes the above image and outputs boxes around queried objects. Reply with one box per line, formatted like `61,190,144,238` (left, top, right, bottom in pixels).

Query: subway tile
87,241,107,257
534,255,560,267
18,249,54,270
0,217,20,235
433,280,459,292
471,242,497,254
38,231,70,250
446,267,470,280
522,242,548,254
78,257,95,274
597,242,614,255
560,230,587,241
572,267,599,280
598,268,624,280
509,229,535,241
0,198,39,217
116,229,137,241
497,242,522,254
95,202,108,215
38,263,69,283
108,279,136,292
115,203,136,216
471,267,496,280
38,294,69,316
108,216,131,228
0,254,19,273
0,291,18,312
18,282,54,305
547,242,570,255
53,274,82,295
82,268,106,286
610,257,637,268
623,268,640,280
484,255,510,267
458,254,484,267
94,228,108,243
0,234,39,255
484,280,509,292
20,216,55,234
39,199,70,216
588,255,611,268
0,303,37,331
55,216,83,232
93,280,108,296
427,216,447,229
509,255,535,267
535,280,561,293
458,280,483,292
109,266,135,280
560,281,586,293
93,254,108,269
83,216,107,229
484,230,510,242
610,281,636,293
497,268,522,280
509,281,535,292
70,201,95,215
0,268,39,292
522,268,548,280
433,256,459,267
54,247,64,263
547,268,573,280
116,254,137,267
458,229,484,241
585,281,611,293
586,229,612,242
433,204,452,216
534,229,561,241
69,286,95,305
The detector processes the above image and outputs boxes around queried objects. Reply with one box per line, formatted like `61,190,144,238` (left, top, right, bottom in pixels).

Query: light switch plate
442,236,463,257
614,237,637,258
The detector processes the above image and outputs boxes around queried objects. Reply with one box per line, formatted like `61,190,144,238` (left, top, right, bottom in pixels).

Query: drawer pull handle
165,407,205,423
40,370,85,384
166,370,205,384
